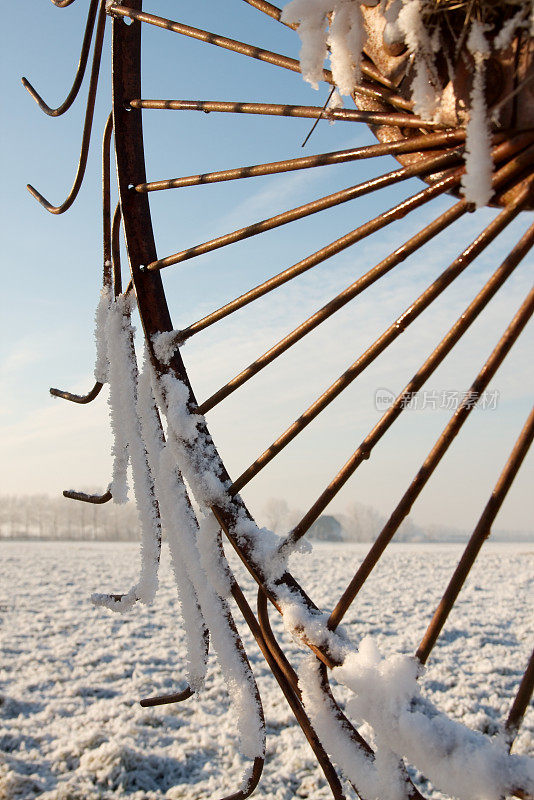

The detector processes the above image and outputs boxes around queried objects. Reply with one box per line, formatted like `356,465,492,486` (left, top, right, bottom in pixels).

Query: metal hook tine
50,0,78,6
22,0,99,117
140,687,194,707
63,488,112,503
50,381,104,404
26,0,107,214
218,757,265,800
141,624,208,707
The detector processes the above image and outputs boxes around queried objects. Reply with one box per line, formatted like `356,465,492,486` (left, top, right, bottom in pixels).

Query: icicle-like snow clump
93,282,112,383
460,22,494,209
91,293,161,613
282,0,367,95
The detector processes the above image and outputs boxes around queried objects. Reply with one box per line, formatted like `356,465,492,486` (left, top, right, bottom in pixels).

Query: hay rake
25,0,534,797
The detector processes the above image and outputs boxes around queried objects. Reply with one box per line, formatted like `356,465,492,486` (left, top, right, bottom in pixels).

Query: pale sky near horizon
1,0,533,534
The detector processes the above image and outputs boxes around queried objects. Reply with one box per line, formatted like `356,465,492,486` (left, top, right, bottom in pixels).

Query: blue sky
1,0,533,533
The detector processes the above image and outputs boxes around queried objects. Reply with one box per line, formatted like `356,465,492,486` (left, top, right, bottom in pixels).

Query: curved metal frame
28,1,534,798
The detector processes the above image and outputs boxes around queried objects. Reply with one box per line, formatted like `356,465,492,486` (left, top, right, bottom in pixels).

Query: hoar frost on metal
89,300,265,766
90,290,533,798
283,0,533,208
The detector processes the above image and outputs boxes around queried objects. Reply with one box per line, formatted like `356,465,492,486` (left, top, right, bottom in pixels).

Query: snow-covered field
0,540,532,800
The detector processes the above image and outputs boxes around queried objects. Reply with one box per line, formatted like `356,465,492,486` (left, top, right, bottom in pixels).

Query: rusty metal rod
239,0,408,96
50,381,104,404
140,686,194,707
108,4,335,81
241,0,297,27
22,0,100,116
416,404,534,663
102,113,113,282
146,147,461,272
257,584,393,797
199,174,466,419
231,584,345,799
251,191,528,545
135,129,466,193
109,3,405,108
291,254,534,550
111,202,122,296
130,98,445,133
49,116,113,409
198,171,463,418
327,226,534,631
224,149,534,490
505,649,534,750
63,488,112,504
219,757,265,800
257,588,301,695
172,135,534,361
203,198,467,428
258,585,416,797
27,0,107,214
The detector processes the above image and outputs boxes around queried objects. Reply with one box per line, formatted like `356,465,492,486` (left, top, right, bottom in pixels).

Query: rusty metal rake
25,1,533,798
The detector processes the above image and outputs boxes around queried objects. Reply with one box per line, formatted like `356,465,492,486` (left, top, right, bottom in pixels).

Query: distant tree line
0,494,427,543
0,494,139,541
1,495,529,543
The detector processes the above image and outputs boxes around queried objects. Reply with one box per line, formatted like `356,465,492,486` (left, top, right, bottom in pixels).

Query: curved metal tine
63,488,112,503
292,276,534,560
102,113,113,280
505,649,534,751
108,3,407,109
111,202,123,296
131,99,444,133
225,165,533,497
416,403,534,664
51,0,78,6
207,584,265,800
22,0,99,117
228,581,345,799
49,118,113,407
27,0,107,214
135,129,466,193
140,686,194,707
146,146,462,273
50,381,104,403
258,585,425,800
256,588,300,693
218,757,264,800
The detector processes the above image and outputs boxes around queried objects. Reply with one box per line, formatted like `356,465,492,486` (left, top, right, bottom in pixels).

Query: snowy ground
0,540,532,800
